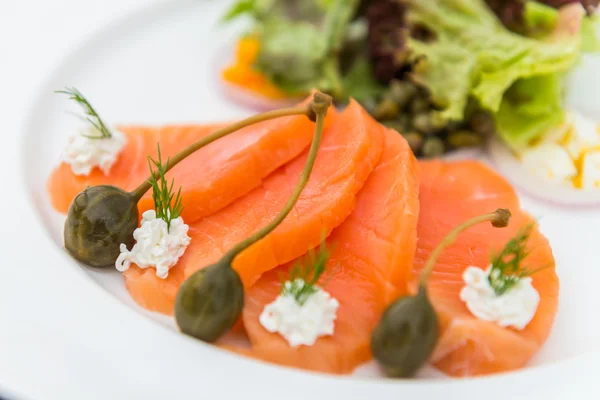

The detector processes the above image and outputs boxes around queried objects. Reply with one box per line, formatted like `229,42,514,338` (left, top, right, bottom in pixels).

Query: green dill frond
147,144,184,231
281,241,331,305
56,87,112,139
488,223,550,295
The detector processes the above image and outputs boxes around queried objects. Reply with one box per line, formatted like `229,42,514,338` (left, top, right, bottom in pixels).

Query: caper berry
410,97,430,114
389,80,418,109
469,110,496,136
412,112,446,134
383,116,411,133
371,286,438,378
374,97,400,120
402,131,424,154
421,137,445,158
64,185,138,267
175,261,245,342
447,130,483,148
371,209,512,378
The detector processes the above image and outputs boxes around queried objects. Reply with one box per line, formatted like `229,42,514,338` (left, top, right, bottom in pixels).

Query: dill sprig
488,223,549,296
56,87,112,139
281,242,331,305
147,144,184,231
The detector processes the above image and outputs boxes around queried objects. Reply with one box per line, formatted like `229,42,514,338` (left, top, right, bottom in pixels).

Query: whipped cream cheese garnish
460,224,546,330
260,278,339,347
116,210,191,279
63,127,126,176
57,87,126,176
460,266,539,330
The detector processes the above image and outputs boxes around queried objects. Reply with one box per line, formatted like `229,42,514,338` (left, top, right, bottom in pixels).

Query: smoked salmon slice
237,129,419,374
123,100,384,315
414,160,559,377
47,95,335,222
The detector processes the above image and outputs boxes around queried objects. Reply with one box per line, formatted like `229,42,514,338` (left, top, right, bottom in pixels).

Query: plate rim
14,0,600,398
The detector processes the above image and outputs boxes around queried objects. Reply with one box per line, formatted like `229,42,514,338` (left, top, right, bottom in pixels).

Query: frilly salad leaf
496,74,566,148
496,2,600,148
223,0,361,99
521,1,599,51
581,13,600,51
223,0,337,24
339,57,386,103
404,0,588,148
255,19,330,94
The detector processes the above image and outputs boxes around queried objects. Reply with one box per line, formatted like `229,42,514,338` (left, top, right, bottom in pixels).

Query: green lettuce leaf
404,0,584,148
255,19,328,92
493,2,597,148
521,1,599,52
222,0,334,23
225,0,360,99
496,74,566,149
221,0,274,22
522,1,559,36
581,13,600,52
341,57,387,103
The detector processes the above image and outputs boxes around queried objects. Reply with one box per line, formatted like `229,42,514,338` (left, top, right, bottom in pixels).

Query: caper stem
130,105,312,201
220,93,333,266
419,208,511,285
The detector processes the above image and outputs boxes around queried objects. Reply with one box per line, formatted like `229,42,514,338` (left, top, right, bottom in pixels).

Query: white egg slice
488,137,600,207
580,151,600,191
564,112,600,158
520,143,577,185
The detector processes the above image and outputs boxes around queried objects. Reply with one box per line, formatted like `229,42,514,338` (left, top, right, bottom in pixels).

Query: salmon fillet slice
124,100,385,315
47,95,334,222
415,160,559,377
237,129,419,374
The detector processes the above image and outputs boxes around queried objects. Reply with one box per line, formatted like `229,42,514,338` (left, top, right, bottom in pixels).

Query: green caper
383,120,404,133
373,97,400,120
64,185,138,267
383,114,412,133
175,261,245,342
469,110,496,136
412,112,446,134
397,114,411,131
447,130,484,148
371,285,438,378
389,80,418,109
421,137,445,158
410,96,430,114
370,209,511,377
402,131,424,154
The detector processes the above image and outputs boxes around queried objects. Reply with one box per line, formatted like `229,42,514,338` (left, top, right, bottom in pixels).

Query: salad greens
582,13,600,51
405,0,584,148
223,0,384,101
223,0,598,153
225,0,361,98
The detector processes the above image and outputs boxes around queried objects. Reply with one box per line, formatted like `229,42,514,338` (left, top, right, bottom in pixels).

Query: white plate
7,0,600,398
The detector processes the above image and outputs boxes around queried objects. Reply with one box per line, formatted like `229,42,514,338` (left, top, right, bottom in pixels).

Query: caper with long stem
371,208,511,378
64,98,321,268
174,93,333,343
